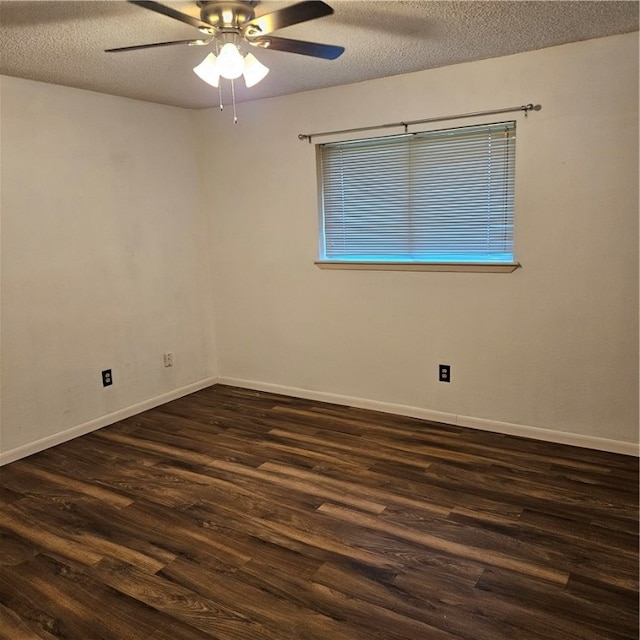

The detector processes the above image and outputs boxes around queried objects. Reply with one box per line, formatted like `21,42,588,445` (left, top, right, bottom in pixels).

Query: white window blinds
319,121,516,263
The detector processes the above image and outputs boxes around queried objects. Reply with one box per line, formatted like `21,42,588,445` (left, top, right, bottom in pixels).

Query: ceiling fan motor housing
198,1,256,31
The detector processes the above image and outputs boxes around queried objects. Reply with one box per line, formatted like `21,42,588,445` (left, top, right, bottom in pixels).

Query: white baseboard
0,376,220,466
218,377,639,456
3,375,636,466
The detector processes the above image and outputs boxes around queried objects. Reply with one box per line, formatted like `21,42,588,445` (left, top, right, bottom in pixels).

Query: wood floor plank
519,507,637,549
476,567,639,640
186,497,399,571
118,499,253,568
394,567,594,640
0,504,104,567
266,427,437,469
258,460,452,515
147,620,227,640
0,554,159,640
11,496,169,574
0,383,637,639
158,555,378,640
420,460,638,522
317,502,570,584
0,601,50,640
317,458,525,517
208,458,387,513
237,556,450,640
312,560,549,640
7,463,133,509
0,529,39,567
92,430,216,467
93,557,281,640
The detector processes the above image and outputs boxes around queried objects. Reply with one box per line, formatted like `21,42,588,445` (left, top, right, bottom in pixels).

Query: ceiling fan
106,1,344,91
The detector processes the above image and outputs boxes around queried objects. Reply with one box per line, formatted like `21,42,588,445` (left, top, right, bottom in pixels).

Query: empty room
0,1,638,638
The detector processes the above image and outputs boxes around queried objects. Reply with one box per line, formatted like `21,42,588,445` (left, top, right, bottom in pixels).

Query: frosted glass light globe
216,43,244,80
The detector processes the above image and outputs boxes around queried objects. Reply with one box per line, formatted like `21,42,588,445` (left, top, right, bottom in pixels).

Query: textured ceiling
1,0,638,109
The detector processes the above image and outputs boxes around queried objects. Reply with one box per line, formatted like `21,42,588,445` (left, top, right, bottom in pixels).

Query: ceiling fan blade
127,0,212,31
105,39,205,53
243,1,334,37
251,36,344,60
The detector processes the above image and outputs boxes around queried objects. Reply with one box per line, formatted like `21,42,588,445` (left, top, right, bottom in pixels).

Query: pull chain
215,42,223,112
231,78,238,124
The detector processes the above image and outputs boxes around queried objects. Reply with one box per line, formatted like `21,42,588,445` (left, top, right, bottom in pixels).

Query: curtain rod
298,103,541,143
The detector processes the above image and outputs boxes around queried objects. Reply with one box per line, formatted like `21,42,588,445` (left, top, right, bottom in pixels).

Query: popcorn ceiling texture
0,0,638,109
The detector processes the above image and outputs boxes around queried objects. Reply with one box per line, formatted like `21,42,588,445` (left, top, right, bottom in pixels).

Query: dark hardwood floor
0,384,638,639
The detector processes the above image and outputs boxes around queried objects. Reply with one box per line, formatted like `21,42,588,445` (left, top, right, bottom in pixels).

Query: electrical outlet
439,364,451,383
102,369,113,387
164,352,173,367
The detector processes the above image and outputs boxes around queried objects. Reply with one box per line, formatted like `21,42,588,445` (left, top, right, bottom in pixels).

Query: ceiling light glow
193,52,219,87
242,53,269,87
193,47,269,89
216,43,244,80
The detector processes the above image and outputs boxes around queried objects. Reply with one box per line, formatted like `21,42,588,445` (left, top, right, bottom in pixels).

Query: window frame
315,120,521,273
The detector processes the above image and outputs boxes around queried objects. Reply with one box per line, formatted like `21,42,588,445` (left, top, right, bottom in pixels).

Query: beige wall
198,32,639,450
1,79,217,459
1,32,638,462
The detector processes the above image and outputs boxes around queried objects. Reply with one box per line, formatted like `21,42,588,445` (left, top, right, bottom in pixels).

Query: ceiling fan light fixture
216,42,245,80
193,48,269,90
242,53,269,88
109,0,344,106
193,52,220,87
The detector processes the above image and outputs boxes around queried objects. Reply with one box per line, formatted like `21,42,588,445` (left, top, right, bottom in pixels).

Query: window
317,121,518,271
